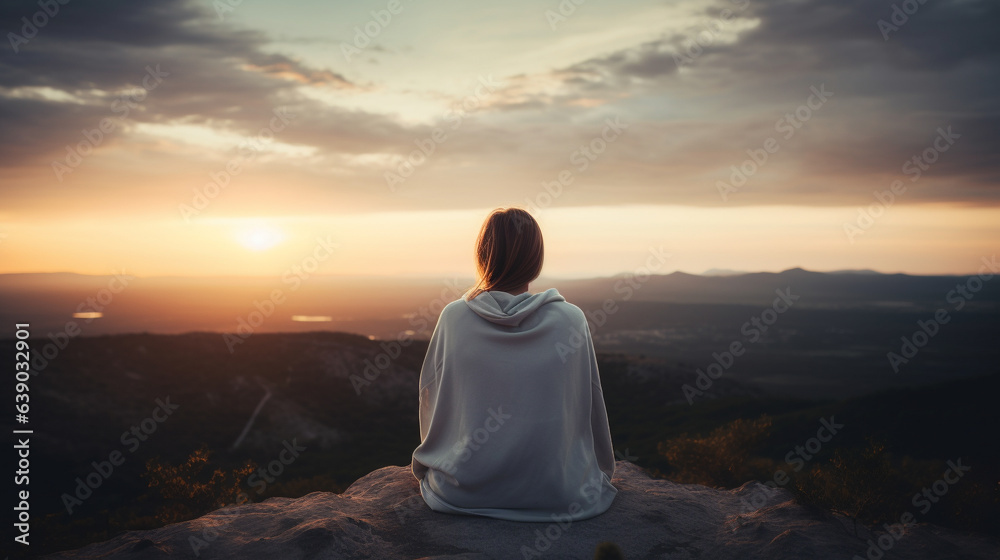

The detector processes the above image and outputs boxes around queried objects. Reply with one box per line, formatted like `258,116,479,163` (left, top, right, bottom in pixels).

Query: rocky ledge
46,461,1000,559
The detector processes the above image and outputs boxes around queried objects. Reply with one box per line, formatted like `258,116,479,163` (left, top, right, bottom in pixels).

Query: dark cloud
486,0,1000,205
0,0,366,167
740,0,1000,72
558,0,1000,84
561,37,682,86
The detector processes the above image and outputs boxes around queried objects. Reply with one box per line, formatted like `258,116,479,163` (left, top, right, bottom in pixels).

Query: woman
410,207,618,521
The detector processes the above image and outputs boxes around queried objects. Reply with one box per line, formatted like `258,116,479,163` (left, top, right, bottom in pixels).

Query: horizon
3,264,996,343
2,202,998,278
1,264,993,280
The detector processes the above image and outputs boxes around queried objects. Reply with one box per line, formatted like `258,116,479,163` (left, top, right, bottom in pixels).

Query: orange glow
1,204,998,278
72,312,103,319
292,315,333,322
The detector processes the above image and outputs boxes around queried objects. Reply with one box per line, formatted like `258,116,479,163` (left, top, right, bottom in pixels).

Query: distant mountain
827,269,884,275
550,267,998,310
0,269,996,340
701,268,749,276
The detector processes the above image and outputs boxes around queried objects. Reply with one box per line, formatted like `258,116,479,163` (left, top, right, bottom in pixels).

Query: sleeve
586,324,616,479
417,307,446,441
411,311,446,481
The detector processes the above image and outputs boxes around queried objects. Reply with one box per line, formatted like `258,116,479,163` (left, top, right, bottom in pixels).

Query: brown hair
466,208,544,300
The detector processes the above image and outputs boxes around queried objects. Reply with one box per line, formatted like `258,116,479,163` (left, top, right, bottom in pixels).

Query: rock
44,461,1000,559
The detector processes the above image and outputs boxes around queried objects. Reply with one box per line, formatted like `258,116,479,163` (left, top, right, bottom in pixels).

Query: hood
464,288,566,327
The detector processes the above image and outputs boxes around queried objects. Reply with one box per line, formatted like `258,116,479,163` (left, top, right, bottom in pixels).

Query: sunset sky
1,0,998,278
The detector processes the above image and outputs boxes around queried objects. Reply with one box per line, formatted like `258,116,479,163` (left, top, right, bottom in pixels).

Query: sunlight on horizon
1,204,998,278
235,223,287,252
291,315,334,322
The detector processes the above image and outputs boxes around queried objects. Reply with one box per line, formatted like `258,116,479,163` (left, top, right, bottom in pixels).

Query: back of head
466,207,544,300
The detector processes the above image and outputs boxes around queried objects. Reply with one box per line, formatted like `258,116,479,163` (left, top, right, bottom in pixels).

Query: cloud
1,0,997,212
0,0,363,166
464,0,1000,206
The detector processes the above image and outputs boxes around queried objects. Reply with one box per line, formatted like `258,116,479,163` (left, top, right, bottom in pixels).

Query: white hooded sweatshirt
411,287,618,521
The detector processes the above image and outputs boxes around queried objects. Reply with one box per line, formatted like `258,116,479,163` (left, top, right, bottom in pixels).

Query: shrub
792,438,897,534
657,414,773,487
143,446,256,524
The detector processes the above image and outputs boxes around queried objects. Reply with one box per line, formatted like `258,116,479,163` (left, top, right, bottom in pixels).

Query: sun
236,225,285,251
